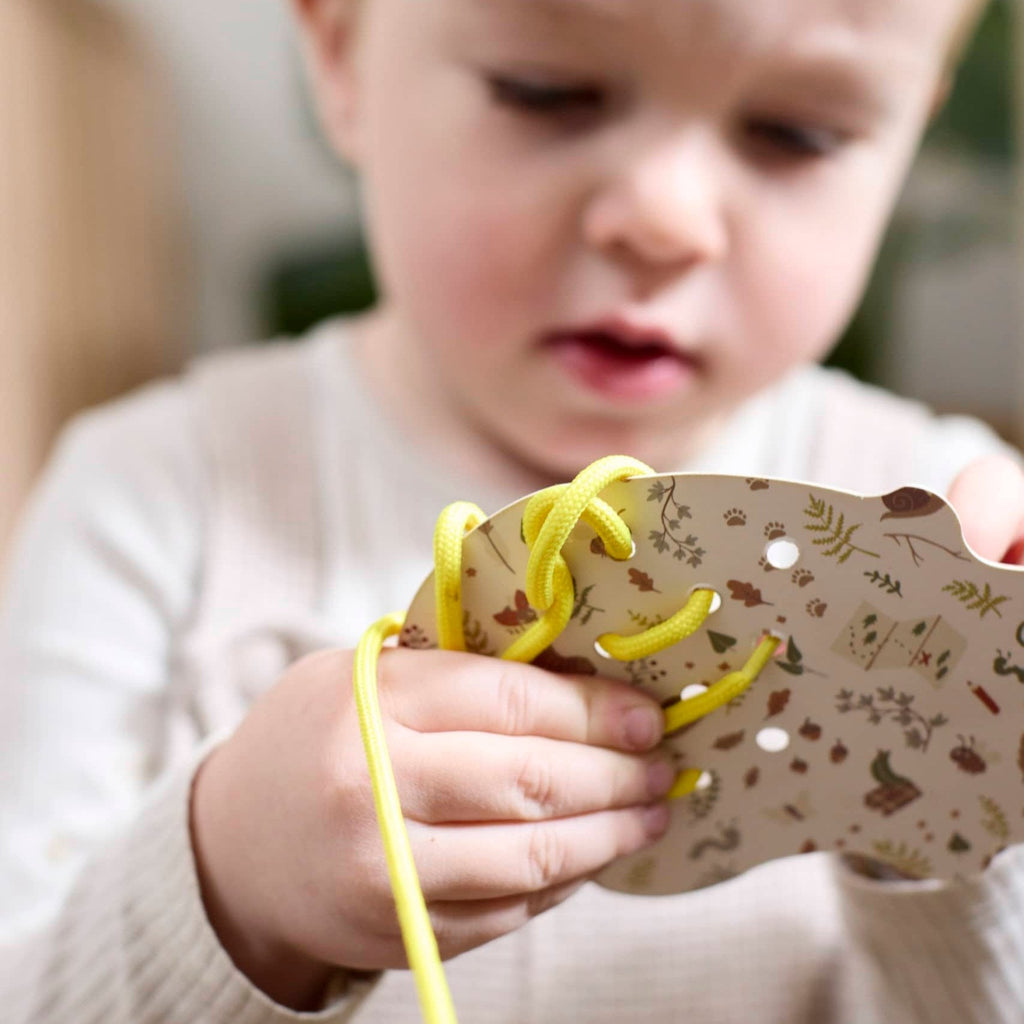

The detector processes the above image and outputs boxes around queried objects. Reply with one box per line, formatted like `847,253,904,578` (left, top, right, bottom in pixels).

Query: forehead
450,0,967,67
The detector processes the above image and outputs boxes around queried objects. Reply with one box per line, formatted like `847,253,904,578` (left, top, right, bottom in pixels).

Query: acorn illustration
830,740,849,764
948,832,971,854
790,758,809,774
799,717,822,741
864,750,921,816
531,646,597,676
879,487,945,520
949,735,986,775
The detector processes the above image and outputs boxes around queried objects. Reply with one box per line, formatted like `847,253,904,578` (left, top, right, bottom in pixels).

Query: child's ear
291,0,365,164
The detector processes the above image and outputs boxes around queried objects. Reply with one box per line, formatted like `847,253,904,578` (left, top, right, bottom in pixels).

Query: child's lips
543,326,702,403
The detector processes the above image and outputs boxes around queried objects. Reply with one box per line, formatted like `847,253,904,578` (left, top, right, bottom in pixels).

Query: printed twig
479,522,515,574
883,532,970,568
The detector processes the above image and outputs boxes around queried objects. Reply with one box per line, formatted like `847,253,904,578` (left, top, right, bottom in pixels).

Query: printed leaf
786,636,803,664
493,607,521,627
726,580,771,607
628,569,659,593
713,730,746,751
707,630,737,654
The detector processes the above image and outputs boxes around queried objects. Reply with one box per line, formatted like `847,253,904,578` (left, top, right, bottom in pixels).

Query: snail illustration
879,487,945,520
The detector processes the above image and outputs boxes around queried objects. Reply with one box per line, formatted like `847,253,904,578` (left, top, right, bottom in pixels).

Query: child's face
307,0,968,477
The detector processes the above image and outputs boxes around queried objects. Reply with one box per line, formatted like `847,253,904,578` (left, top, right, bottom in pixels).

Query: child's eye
486,75,605,117
744,119,845,159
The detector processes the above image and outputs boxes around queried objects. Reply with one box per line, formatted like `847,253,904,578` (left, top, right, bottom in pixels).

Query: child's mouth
544,328,701,403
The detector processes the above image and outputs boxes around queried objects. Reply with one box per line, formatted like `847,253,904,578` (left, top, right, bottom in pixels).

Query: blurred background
2,0,1022,562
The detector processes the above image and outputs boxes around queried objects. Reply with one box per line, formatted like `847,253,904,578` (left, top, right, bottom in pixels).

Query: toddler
3,0,1024,1021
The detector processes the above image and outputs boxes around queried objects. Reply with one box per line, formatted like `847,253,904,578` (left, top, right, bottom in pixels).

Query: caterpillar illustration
689,821,741,860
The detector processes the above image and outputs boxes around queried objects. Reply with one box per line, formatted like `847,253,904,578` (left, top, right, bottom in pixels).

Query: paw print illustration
746,478,770,491
763,521,786,540
723,508,747,526
806,598,827,619
757,554,775,573
401,623,433,649
791,568,815,588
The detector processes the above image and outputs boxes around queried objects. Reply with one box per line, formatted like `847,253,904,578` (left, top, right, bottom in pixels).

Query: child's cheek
393,180,559,345
738,200,887,380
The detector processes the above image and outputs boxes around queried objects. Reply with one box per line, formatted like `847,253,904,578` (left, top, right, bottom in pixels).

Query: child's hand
947,455,1024,566
190,647,672,1009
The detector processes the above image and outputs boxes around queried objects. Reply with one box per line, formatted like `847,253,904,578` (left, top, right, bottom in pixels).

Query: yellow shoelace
353,456,780,1024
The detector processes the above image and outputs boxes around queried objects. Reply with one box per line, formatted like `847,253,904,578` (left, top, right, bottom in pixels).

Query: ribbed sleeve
1,747,378,1024
834,850,1024,1023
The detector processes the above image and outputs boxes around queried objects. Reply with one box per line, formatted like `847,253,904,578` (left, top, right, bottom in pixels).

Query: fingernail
623,706,662,750
646,760,676,799
642,802,670,839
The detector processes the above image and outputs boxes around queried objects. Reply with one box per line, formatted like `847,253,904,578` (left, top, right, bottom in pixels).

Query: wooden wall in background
0,0,188,564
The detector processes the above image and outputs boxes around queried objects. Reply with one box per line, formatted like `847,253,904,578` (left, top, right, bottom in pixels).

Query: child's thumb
946,454,1024,565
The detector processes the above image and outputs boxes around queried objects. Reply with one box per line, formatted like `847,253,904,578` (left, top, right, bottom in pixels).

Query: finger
428,877,589,960
411,803,669,901
1005,538,1024,566
947,455,1024,563
379,648,664,752
395,732,676,822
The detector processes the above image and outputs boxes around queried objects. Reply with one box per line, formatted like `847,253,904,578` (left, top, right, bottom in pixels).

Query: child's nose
582,130,729,274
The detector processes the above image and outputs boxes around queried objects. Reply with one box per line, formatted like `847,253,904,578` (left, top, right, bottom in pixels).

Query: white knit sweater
1,318,1023,1023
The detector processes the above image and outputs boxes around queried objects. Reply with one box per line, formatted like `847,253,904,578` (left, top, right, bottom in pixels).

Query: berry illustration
799,718,822,741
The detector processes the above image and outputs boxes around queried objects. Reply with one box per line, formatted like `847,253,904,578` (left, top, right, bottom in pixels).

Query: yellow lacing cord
351,456,780,1024
433,501,486,651
663,634,781,799
353,613,458,1024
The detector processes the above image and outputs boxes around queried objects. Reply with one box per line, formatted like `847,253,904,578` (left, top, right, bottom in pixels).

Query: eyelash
487,75,844,159
744,120,844,159
486,75,605,117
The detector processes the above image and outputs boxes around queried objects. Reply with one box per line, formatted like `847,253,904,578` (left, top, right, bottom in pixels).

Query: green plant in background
828,0,1012,384
262,2,1012,379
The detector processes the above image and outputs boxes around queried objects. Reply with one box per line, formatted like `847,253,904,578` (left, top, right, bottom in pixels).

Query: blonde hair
0,0,188,560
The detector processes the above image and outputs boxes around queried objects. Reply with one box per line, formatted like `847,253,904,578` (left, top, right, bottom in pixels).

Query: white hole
755,727,790,753
628,538,637,558
680,683,709,701
594,639,612,659
688,586,722,613
765,538,800,570
694,771,713,791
